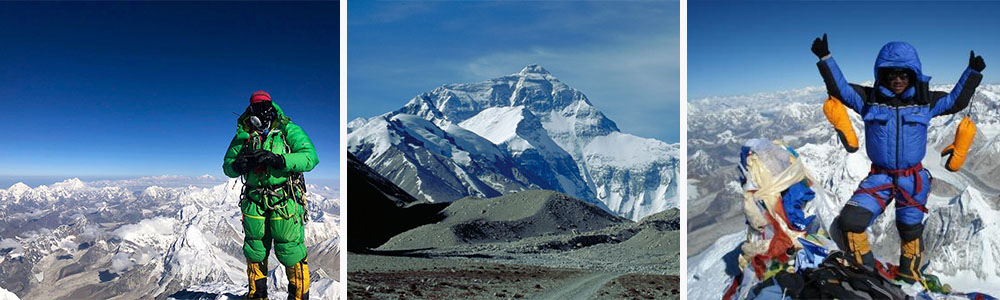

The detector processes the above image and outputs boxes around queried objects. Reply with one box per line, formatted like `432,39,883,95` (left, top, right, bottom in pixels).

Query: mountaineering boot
897,237,924,284
942,115,976,172
845,231,877,270
897,223,925,284
836,207,877,270
286,258,310,300
247,260,269,300
823,96,859,153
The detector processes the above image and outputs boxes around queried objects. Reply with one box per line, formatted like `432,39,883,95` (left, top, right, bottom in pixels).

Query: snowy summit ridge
687,84,1000,296
349,65,679,220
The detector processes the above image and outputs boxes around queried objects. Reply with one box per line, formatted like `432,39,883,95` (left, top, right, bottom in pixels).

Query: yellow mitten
942,115,976,172
823,96,859,153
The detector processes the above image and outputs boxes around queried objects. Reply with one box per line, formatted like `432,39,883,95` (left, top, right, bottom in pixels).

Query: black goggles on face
883,69,910,81
250,102,275,116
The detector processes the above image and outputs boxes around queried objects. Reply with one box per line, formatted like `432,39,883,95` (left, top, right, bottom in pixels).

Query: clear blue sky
348,1,680,143
0,2,339,180
690,1,999,99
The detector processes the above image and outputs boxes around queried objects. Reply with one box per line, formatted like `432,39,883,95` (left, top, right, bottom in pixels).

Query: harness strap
242,184,297,220
852,163,928,213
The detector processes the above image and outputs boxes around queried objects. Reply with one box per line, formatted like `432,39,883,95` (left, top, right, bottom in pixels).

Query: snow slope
688,84,1000,296
349,65,679,220
0,176,340,299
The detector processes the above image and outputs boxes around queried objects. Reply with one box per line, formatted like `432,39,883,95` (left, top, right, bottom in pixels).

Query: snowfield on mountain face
0,286,18,300
584,132,679,169
688,84,1000,296
459,106,526,146
349,65,679,221
0,176,340,300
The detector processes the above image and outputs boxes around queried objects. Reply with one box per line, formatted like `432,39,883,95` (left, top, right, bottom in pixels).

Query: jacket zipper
896,107,902,170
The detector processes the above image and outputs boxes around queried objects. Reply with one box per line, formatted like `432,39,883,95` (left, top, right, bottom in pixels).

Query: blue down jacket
816,42,982,170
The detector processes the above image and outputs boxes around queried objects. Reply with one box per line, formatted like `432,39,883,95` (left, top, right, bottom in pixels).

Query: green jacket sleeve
222,130,250,178
281,122,319,173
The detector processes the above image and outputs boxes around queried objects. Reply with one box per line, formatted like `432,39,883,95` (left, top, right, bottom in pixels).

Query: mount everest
0,176,340,300
687,84,1000,296
348,65,679,221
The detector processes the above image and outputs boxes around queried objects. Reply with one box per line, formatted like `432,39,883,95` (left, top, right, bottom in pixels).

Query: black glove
811,33,830,59
254,149,285,169
970,50,986,72
232,152,256,174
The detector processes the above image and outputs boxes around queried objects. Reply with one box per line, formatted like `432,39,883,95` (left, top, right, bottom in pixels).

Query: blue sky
690,1,1000,99
348,1,680,143
0,2,339,181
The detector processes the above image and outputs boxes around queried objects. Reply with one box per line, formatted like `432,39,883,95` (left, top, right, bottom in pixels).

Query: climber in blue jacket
812,34,984,283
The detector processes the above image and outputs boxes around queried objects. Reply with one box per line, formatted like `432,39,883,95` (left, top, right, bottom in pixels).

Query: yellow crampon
286,258,310,300
823,96,859,153
942,115,976,172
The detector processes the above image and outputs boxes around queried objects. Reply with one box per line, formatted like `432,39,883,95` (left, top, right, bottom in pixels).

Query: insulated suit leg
837,174,893,269
241,196,272,263
895,170,931,283
893,169,930,226
270,199,308,268
242,196,273,299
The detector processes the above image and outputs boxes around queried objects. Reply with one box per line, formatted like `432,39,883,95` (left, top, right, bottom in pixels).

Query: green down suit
223,103,318,267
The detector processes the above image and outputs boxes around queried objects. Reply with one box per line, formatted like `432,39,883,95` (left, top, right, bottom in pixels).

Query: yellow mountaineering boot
845,231,876,270
942,115,976,172
247,260,269,300
897,237,925,284
286,258,310,300
823,96,859,153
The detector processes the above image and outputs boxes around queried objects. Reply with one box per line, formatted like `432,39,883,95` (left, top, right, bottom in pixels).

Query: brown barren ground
593,273,680,300
349,254,582,299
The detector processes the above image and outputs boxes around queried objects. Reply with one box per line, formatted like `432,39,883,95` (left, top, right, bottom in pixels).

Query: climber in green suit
223,91,318,300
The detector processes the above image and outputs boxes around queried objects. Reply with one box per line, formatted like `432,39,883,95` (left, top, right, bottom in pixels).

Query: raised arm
931,51,985,117
813,34,867,114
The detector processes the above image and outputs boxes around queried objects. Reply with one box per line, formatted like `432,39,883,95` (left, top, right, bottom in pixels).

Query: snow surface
689,84,1000,297
0,286,18,300
349,65,680,220
0,176,340,299
584,132,678,169
459,106,526,145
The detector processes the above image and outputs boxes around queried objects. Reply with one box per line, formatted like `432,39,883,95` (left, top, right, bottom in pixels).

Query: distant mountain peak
519,64,551,76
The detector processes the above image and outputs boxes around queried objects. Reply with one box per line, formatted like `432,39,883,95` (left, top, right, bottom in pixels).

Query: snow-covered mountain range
0,176,340,300
687,84,1000,296
348,65,679,221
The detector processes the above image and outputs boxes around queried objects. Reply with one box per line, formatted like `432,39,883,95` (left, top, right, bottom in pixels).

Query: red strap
875,259,898,280
722,273,743,300
853,183,894,209
856,164,929,213
751,255,767,279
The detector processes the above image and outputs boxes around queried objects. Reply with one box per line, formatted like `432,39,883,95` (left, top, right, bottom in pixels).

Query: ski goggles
882,69,910,81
